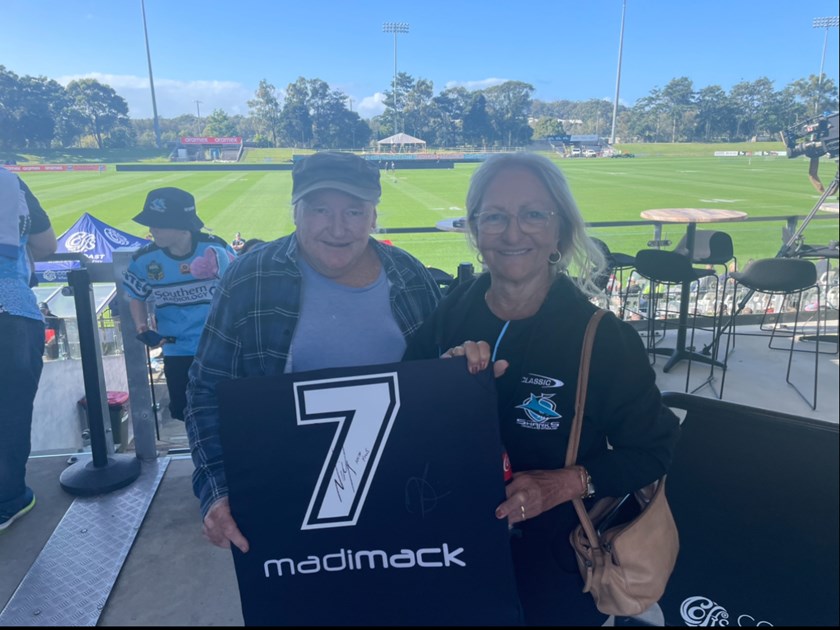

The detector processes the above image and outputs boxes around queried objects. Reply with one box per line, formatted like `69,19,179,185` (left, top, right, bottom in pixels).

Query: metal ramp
0,457,169,626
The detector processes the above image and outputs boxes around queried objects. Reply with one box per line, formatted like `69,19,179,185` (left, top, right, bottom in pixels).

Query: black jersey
218,357,524,626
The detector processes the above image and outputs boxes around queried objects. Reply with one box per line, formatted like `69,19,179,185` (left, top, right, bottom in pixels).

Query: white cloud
55,72,252,119
356,92,386,119
444,77,509,91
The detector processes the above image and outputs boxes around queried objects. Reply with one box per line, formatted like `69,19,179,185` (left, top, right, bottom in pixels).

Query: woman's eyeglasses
472,209,557,235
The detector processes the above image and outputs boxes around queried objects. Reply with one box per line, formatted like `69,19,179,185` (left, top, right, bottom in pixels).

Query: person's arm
578,315,680,496
28,226,57,261
185,267,248,551
128,298,151,333
495,314,680,527
12,176,56,260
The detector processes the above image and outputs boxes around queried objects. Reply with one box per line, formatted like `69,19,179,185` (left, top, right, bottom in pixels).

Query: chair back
634,248,697,284
659,392,839,627
590,238,615,290
673,230,734,264
731,257,817,293
426,266,455,290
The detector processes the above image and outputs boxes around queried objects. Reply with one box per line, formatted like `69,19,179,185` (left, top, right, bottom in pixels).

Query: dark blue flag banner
217,357,524,626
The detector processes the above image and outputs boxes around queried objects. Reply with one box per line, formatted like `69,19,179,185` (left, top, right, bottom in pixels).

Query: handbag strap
564,308,608,467
564,308,609,547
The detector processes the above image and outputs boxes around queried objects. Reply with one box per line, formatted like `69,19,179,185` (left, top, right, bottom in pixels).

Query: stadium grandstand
170,136,243,162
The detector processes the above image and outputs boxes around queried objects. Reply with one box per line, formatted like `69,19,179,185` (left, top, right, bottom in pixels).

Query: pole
195,100,202,135
141,0,161,148
610,0,627,146
812,17,839,115
393,30,398,133
383,22,409,135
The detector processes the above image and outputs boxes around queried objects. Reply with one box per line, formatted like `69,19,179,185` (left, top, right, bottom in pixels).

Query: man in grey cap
185,152,441,552
123,187,234,423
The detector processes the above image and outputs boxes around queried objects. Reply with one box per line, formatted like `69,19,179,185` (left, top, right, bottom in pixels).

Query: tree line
1,63,837,152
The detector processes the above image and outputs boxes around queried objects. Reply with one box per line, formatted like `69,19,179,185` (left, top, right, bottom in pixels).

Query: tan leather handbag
565,309,679,617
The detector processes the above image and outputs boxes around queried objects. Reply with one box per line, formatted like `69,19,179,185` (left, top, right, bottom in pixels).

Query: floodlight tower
383,22,409,135
195,100,202,135
812,16,839,115
141,0,161,148
610,0,627,146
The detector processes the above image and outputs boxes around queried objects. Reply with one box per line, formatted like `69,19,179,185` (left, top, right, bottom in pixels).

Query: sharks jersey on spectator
124,233,233,356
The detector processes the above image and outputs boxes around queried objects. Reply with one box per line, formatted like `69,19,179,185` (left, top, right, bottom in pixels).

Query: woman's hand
441,340,509,377
495,467,584,526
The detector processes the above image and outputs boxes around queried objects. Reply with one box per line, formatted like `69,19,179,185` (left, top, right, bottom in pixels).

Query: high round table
639,208,748,372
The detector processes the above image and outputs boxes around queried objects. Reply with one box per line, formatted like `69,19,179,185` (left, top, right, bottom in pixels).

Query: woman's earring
477,252,485,265
548,250,562,265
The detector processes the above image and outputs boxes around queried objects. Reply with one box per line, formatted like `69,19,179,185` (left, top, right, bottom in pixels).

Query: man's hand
203,496,249,553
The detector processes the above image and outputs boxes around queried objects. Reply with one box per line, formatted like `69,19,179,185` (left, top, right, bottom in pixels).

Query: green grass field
15,154,839,276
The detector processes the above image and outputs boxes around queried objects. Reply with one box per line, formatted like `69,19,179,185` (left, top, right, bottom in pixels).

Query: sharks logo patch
515,394,561,430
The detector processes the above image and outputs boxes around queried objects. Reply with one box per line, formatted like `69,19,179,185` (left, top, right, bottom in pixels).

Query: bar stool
673,230,735,327
590,237,637,318
633,248,725,395
720,258,822,409
794,240,839,330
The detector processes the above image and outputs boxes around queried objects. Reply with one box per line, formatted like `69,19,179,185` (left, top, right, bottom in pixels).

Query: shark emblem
516,394,561,423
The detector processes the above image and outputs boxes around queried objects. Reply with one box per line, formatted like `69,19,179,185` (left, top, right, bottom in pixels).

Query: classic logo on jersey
680,595,774,627
151,279,217,306
515,393,561,430
147,260,164,281
520,373,564,388
65,231,96,252
103,228,130,246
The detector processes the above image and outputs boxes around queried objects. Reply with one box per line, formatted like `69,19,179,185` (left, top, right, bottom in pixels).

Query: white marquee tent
376,133,427,151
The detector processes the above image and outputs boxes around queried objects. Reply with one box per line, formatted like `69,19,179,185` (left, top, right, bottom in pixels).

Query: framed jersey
218,357,523,626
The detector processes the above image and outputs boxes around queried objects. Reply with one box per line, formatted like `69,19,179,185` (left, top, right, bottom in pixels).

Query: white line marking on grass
699,199,739,203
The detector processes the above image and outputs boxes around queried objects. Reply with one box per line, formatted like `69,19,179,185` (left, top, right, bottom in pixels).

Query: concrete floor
1,322,837,626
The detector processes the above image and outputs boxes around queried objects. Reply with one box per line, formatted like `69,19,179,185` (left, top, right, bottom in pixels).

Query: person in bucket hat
132,187,205,232
185,152,441,552
123,187,234,422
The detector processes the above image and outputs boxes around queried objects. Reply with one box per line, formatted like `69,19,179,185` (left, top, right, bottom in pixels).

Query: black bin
78,391,130,446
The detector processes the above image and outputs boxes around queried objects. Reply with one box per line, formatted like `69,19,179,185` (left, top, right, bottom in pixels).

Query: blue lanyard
492,320,510,362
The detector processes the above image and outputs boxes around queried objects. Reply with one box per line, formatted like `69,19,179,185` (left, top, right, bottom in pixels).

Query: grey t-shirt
287,257,407,373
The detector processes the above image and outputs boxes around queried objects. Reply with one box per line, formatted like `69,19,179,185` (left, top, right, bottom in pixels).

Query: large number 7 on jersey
294,373,401,531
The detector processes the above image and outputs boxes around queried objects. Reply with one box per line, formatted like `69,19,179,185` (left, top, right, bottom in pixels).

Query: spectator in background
123,187,234,422
231,231,246,254
238,238,265,255
186,151,441,552
1,167,57,532
39,301,64,360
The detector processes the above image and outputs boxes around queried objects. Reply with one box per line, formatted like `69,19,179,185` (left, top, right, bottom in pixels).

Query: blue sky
3,0,838,120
